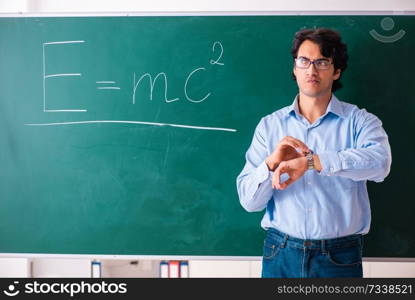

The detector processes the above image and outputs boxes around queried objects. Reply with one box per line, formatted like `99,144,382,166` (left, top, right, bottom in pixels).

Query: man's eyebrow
297,56,330,61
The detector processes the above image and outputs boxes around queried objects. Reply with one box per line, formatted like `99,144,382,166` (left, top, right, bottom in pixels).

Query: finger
272,164,283,189
300,150,309,156
274,164,288,189
271,172,278,189
279,178,294,190
278,137,304,151
279,140,298,149
272,166,280,189
278,140,303,154
279,141,306,156
286,137,309,153
283,136,310,153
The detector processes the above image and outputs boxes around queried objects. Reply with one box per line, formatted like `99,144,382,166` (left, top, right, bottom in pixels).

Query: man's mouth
307,79,320,84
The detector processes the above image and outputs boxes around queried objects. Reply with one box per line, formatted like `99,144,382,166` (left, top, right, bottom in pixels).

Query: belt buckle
304,241,312,247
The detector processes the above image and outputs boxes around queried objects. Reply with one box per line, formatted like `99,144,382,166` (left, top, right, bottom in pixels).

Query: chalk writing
32,40,235,132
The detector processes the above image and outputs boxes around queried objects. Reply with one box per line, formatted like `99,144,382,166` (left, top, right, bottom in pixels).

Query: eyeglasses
295,57,333,70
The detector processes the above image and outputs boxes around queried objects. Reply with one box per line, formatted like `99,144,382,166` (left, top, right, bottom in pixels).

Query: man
236,28,391,278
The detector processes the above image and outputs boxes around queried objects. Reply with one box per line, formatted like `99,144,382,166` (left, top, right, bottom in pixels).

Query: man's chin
302,91,322,98
300,88,330,99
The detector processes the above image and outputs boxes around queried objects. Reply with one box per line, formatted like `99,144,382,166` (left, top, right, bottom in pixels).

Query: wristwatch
306,150,314,170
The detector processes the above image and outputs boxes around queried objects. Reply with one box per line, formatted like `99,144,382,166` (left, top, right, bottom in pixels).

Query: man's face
293,40,341,98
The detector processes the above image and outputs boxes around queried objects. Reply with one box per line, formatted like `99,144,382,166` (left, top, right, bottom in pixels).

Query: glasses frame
295,57,333,70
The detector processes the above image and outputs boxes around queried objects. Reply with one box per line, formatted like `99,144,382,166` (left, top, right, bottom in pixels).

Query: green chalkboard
0,16,414,257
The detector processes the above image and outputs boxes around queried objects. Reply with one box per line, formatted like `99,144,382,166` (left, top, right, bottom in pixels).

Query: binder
179,261,189,278
160,261,169,278
91,260,101,278
168,261,180,278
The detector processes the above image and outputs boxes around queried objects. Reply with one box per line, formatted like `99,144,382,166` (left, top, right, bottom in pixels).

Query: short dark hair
291,28,348,92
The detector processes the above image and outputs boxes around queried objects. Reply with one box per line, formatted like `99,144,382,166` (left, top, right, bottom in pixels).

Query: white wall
0,0,414,13
2,258,415,278
101,260,160,277
31,259,91,278
0,0,27,13
0,259,31,277
188,260,415,278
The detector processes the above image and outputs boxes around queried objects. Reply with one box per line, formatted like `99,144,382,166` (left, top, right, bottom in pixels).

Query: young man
236,28,392,278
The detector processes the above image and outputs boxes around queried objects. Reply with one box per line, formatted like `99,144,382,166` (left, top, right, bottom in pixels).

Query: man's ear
333,69,341,80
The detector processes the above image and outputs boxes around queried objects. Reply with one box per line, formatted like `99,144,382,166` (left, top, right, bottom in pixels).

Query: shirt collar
286,94,345,119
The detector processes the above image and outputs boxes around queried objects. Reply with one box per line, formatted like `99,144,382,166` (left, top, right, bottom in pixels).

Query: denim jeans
262,228,363,278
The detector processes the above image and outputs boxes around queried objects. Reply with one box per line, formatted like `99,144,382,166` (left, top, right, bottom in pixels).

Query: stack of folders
159,260,189,278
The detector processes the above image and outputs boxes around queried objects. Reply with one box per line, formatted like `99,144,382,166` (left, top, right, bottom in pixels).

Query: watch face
307,154,314,170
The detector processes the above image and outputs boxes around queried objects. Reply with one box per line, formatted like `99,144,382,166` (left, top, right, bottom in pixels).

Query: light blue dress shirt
236,94,392,239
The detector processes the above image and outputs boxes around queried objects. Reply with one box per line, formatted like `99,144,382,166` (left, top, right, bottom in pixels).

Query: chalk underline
24,120,237,133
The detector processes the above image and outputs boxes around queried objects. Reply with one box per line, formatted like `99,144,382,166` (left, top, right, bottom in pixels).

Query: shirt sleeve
236,118,274,212
318,109,392,182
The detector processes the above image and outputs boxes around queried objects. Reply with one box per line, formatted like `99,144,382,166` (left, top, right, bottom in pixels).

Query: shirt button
308,208,312,213
307,181,311,185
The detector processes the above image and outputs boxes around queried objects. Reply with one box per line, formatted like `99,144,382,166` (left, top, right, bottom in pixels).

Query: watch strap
306,150,314,170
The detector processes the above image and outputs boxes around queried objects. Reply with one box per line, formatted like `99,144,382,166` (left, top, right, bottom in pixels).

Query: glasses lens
315,59,331,70
296,58,310,68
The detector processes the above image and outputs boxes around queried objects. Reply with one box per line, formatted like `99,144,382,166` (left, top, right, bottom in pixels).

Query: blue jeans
262,228,363,278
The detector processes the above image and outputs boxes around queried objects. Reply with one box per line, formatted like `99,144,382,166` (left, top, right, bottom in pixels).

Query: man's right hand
265,136,310,171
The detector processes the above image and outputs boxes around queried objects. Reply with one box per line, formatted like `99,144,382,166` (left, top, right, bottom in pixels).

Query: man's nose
306,62,318,75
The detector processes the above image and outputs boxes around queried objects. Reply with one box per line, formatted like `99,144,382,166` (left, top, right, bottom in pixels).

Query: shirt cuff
317,151,342,176
255,160,273,183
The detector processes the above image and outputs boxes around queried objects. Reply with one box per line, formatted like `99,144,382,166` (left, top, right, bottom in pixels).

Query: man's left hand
272,157,308,190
